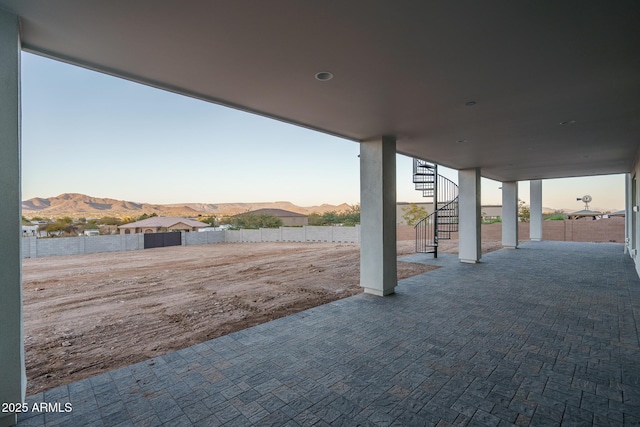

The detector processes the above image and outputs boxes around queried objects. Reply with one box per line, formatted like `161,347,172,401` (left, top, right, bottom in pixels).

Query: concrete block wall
22,237,36,259
184,231,225,246
241,229,262,242
562,217,625,242
21,234,145,259
85,235,122,254
281,227,305,242
305,226,333,242
260,228,281,242
481,223,528,241
34,236,82,257
21,226,360,259
123,234,145,251
225,226,359,243
333,225,361,242
480,220,624,243
225,230,242,243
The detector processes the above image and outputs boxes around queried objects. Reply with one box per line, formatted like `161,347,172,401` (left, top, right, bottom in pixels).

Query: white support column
0,10,26,427
530,179,543,241
501,182,519,248
360,136,397,296
625,173,631,254
458,168,481,263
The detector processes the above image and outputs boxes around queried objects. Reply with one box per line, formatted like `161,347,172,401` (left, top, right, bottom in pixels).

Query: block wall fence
21,225,361,259
479,218,625,243
22,220,623,259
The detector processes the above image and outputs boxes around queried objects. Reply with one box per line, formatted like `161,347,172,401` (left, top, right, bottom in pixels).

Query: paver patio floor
17,241,640,426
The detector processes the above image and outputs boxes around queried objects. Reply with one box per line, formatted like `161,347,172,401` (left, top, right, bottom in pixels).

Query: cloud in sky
21,53,624,211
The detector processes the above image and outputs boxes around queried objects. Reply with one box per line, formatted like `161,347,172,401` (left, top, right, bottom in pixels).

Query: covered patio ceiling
1,1,638,182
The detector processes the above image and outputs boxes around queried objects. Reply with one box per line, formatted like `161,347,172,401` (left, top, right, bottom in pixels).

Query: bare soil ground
23,237,504,394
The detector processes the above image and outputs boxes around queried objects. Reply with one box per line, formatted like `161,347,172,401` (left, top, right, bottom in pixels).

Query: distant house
481,205,502,221
22,225,39,237
235,208,308,226
118,217,209,234
568,209,603,220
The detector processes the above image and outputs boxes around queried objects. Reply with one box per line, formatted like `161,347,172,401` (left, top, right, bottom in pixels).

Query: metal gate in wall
143,231,182,249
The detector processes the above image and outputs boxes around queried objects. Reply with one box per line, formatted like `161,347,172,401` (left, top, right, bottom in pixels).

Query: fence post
78,236,86,255
29,237,37,259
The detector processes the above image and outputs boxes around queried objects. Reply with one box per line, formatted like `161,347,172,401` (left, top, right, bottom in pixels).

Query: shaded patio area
17,241,640,426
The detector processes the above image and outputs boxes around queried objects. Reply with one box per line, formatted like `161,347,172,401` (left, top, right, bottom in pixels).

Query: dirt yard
23,236,504,395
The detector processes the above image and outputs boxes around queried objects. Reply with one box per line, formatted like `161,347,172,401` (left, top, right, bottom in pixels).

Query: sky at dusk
21,53,625,211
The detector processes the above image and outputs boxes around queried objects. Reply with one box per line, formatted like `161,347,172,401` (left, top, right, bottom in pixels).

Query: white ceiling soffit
1,1,638,182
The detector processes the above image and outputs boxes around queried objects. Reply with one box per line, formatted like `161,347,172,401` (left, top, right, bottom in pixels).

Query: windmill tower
576,195,592,210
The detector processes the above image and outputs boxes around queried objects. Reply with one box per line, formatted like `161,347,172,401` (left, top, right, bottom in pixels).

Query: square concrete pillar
0,10,26,427
458,168,481,263
625,173,631,254
501,182,519,248
360,136,397,296
530,179,543,241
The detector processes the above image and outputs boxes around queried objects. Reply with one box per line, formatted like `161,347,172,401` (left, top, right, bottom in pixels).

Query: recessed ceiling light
315,72,333,81
465,101,477,107
456,139,467,143
559,120,576,125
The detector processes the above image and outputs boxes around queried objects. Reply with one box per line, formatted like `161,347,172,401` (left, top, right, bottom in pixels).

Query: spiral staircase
412,159,459,257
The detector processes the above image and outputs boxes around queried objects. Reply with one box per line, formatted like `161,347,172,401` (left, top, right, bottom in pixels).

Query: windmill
576,195,592,210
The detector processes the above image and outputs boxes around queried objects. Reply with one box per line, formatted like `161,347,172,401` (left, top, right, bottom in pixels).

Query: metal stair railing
412,159,459,257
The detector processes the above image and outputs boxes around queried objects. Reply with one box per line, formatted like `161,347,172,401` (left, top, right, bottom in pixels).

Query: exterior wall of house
168,223,194,231
120,225,203,234
630,147,640,276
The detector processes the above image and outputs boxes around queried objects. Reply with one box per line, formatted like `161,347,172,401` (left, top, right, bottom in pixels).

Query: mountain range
21,193,353,218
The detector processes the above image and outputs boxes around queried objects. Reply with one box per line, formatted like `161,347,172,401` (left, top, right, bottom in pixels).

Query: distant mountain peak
22,193,352,218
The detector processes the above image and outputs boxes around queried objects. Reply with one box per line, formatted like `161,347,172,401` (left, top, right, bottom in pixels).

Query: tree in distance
518,200,530,223
232,213,283,229
200,216,217,226
402,203,428,226
97,216,122,226
37,217,78,237
308,204,360,226
544,211,566,221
